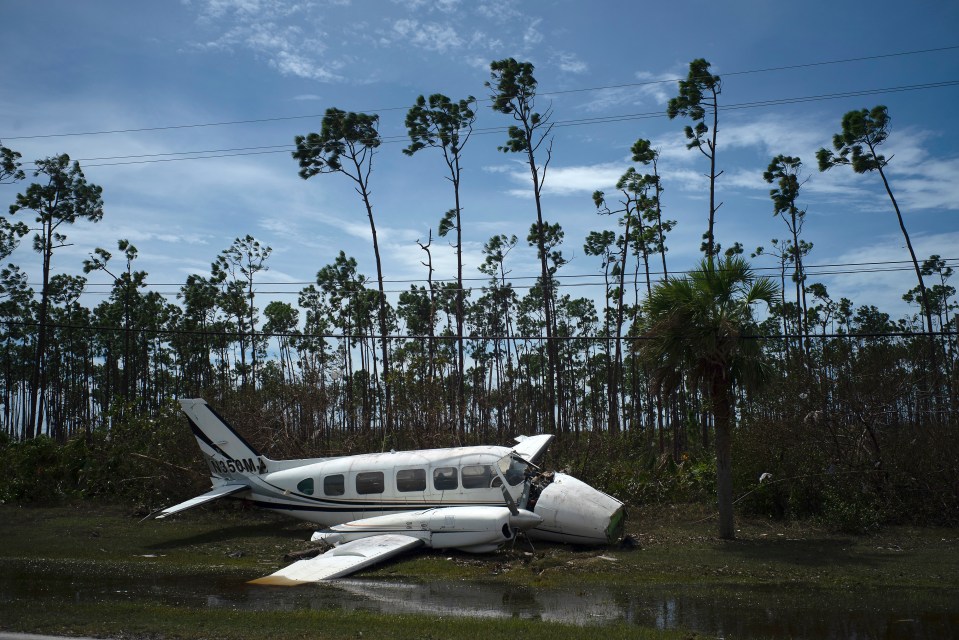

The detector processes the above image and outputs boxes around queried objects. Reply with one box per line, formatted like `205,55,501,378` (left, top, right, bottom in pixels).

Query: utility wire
0,317,954,342
27,258,959,295
5,44,958,141
36,79,959,169
72,257,955,286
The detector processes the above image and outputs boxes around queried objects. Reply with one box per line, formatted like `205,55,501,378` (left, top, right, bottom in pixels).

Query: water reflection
205,580,625,624
2,568,956,638
204,578,957,638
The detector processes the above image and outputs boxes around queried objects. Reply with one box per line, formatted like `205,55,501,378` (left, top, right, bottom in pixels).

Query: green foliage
486,58,548,155
0,401,202,509
437,208,457,237
817,106,890,173
293,108,380,179
0,217,28,260
819,485,883,534
0,434,81,502
404,93,476,157
10,154,104,226
546,432,716,506
763,155,805,219
0,143,25,184
640,256,778,396
487,58,537,115
0,143,27,257
666,58,720,152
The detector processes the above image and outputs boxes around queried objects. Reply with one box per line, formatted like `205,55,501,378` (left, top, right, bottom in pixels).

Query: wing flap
249,534,425,585
512,434,554,464
151,484,248,519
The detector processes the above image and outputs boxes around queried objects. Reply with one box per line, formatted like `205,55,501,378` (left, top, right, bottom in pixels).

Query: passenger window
396,468,426,492
356,471,385,495
462,464,495,489
323,474,345,496
433,467,458,491
296,477,315,495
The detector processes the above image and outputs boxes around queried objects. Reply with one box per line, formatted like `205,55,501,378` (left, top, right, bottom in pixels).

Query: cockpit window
503,455,527,486
462,464,496,489
296,477,315,495
433,467,458,491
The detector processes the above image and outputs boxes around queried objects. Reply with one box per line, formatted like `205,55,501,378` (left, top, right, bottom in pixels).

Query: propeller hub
509,508,542,531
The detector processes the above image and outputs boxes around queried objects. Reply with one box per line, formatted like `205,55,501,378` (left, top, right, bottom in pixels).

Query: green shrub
0,399,204,509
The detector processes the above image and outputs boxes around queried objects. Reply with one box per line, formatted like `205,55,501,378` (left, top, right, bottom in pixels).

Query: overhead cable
5,44,959,142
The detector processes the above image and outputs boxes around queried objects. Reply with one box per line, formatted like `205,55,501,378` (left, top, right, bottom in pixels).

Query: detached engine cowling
527,473,625,545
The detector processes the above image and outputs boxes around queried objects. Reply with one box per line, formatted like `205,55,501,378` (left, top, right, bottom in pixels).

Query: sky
2,0,958,328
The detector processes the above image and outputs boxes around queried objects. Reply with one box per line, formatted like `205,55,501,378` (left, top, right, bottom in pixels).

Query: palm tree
639,256,778,539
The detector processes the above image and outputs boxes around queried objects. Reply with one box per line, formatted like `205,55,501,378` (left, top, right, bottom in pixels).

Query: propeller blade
500,484,519,516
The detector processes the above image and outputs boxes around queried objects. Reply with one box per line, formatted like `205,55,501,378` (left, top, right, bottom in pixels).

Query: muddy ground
1,502,956,639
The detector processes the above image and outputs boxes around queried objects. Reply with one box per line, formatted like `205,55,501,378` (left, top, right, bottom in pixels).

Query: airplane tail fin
179,398,268,479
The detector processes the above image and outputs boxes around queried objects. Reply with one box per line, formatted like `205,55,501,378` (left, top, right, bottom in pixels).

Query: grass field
1,501,956,639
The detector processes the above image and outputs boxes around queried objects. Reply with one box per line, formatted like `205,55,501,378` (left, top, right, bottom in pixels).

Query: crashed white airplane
153,398,625,585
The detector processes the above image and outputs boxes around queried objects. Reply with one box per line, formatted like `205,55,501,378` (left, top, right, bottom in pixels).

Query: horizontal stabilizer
249,534,424,585
512,434,554,464
151,484,248,519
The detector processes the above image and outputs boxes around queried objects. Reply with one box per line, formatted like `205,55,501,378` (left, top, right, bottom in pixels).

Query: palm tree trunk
712,373,735,540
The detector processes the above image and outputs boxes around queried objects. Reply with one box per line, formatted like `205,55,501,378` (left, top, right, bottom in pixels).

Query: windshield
497,454,527,486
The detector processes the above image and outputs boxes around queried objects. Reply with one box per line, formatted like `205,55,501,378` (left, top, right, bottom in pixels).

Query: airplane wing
512,434,554,465
248,534,425,585
150,484,248,519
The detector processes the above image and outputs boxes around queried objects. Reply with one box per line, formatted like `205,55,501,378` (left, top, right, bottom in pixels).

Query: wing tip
247,575,305,586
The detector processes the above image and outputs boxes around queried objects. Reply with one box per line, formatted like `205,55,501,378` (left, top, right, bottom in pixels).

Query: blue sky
2,0,958,324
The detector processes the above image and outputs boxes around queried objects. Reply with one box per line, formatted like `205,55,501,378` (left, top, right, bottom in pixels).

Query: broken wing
150,483,248,520
512,434,554,465
249,534,425,585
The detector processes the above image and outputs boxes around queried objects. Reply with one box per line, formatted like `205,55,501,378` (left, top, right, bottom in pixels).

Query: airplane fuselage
215,445,529,527
163,398,626,582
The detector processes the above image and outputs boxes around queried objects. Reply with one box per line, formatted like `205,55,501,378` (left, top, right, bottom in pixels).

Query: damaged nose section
528,473,626,545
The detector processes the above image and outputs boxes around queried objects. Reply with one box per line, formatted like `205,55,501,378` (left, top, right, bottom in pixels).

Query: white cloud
823,230,959,318
391,0,460,11
577,87,640,113
186,2,344,82
796,127,959,213
577,67,681,113
500,162,624,198
658,114,959,215
475,0,522,22
554,51,587,74
721,168,767,192
434,0,461,12
721,114,825,157
523,18,543,46
894,157,959,211
391,19,463,51
634,69,681,105
664,168,709,194
465,54,492,70
481,163,519,174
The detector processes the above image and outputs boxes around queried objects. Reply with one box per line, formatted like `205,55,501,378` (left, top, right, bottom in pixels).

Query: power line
33,79,958,169
27,258,959,297
539,45,959,96
23,257,959,297
5,44,958,142
0,317,954,342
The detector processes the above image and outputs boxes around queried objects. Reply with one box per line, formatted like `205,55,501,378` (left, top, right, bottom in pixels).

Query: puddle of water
1,567,956,638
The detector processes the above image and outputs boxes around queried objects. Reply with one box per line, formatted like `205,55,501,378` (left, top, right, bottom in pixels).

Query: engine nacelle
312,506,541,553
528,473,625,545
